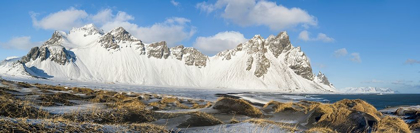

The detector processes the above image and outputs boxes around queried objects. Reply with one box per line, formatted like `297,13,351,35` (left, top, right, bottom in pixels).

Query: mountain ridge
341,87,397,94
0,24,336,93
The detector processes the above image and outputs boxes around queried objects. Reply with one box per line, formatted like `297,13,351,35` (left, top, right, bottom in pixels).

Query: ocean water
313,94,420,110
229,93,420,110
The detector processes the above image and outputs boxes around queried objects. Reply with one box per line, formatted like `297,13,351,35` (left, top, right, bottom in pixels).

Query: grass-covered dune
0,78,418,133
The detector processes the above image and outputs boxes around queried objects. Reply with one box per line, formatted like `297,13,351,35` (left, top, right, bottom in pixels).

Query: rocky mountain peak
98,27,141,50
70,23,103,35
276,31,288,39
147,41,170,59
267,31,292,58
43,31,65,46
316,71,332,86
285,47,313,80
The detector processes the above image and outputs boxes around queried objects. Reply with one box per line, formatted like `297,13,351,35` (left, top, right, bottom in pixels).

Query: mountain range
0,24,335,93
341,87,397,94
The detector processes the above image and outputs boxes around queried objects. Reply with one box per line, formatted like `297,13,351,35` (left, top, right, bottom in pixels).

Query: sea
226,93,420,110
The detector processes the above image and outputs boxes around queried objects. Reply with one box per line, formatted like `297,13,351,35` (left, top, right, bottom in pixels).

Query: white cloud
334,48,348,57
30,7,88,31
405,59,420,65
0,36,42,50
334,48,362,63
91,9,113,24
171,0,180,6
101,15,196,46
298,30,334,42
193,31,248,55
298,30,310,41
196,0,317,30
350,53,361,63
316,33,334,42
30,8,195,47
196,2,216,14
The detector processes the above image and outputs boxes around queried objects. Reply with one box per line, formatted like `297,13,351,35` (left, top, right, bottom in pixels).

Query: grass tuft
178,112,223,128
213,97,263,117
373,116,411,133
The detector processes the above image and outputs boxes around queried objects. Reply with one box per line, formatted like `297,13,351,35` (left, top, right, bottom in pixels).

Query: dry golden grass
192,101,212,109
34,84,68,91
61,107,155,124
373,116,411,133
244,119,298,132
64,95,154,124
0,95,50,119
178,112,223,128
0,118,98,133
230,117,239,124
305,127,338,133
0,117,167,133
148,97,191,110
127,123,168,132
17,82,32,88
71,87,95,95
263,100,301,113
37,92,84,106
411,119,420,130
302,99,384,133
213,97,263,117
333,99,382,120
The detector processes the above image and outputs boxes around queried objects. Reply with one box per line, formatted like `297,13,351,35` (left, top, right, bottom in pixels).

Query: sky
0,0,419,93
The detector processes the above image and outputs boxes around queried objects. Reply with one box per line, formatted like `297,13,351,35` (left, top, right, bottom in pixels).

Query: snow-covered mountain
341,87,397,94
0,24,336,93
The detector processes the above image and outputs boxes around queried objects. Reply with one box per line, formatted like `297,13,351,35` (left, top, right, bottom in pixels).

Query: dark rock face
317,72,332,86
108,27,136,42
289,65,313,80
285,47,314,80
213,32,316,80
239,35,271,77
254,55,270,77
135,43,146,55
168,45,208,67
21,46,75,65
99,33,119,50
246,57,253,71
182,48,207,67
21,47,40,63
147,41,170,59
267,32,292,58
170,45,185,60
98,27,140,50
20,31,75,65
44,31,63,45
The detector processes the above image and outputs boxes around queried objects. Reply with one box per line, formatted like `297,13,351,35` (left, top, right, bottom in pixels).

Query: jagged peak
109,27,128,34
250,34,264,40
100,26,139,44
276,31,288,39
172,45,185,49
43,31,66,46
317,71,323,75
70,23,103,35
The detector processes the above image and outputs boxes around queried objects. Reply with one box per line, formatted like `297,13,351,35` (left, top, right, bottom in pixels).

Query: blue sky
0,0,419,92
